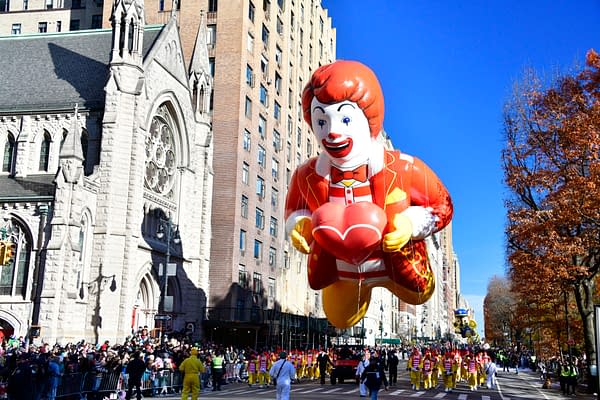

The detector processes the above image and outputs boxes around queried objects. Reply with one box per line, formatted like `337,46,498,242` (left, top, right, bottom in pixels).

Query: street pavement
142,362,598,400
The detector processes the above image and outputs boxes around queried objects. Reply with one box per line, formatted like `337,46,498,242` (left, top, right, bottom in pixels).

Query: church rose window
145,105,177,197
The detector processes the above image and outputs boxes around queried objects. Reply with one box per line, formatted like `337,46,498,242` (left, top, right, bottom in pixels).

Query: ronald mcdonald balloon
284,60,453,328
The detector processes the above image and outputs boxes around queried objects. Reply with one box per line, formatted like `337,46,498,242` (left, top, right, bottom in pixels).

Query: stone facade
0,0,213,344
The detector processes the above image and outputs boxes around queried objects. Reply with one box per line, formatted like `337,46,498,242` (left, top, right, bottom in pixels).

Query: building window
39,131,51,171
287,116,293,136
208,0,217,12
70,19,80,30
272,129,281,152
2,133,16,173
296,152,301,168
245,96,252,118
243,129,251,151
258,115,267,139
71,0,81,8
253,240,262,261
247,32,254,52
241,195,249,218
253,271,262,293
269,217,278,237
0,219,31,298
271,187,278,208
11,24,22,35
246,64,254,87
260,56,269,80
307,138,312,155
286,141,291,162
271,158,279,180
268,277,275,299
284,250,290,269
242,162,249,184
276,16,283,36
248,0,255,22
274,101,281,121
240,229,246,252
256,176,265,198
56,21,62,32
275,45,282,67
38,22,48,33
255,207,265,229
257,145,266,168
239,264,248,288
268,247,277,266
274,72,282,95
91,14,102,29
159,0,164,11
259,85,268,106
261,24,269,48
207,24,216,47
45,0,53,8
23,0,28,9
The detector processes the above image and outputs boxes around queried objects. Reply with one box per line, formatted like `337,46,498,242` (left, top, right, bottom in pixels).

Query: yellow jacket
179,354,206,376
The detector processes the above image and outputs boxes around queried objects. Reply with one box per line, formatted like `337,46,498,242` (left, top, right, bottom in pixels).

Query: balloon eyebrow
337,103,355,112
313,106,325,113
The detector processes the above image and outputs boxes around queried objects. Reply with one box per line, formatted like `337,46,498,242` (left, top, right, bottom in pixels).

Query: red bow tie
331,165,368,183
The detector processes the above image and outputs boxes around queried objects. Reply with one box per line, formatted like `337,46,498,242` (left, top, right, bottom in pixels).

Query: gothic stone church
0,0,213,344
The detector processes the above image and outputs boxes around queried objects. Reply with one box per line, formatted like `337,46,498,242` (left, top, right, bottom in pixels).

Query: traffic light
0,241,15,265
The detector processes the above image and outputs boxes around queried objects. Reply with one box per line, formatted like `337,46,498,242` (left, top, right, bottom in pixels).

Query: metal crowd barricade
45,369,184,398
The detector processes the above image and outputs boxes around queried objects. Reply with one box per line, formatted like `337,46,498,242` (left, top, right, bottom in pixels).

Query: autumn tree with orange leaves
502,49,600,385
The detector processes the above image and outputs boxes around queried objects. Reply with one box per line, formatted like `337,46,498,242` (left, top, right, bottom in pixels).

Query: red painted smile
322,137,353,158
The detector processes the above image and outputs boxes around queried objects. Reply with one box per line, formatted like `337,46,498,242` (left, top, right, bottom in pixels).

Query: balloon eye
342,116,351,125
318,119,326,128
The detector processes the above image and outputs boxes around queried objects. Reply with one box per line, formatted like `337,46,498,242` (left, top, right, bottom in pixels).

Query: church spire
60,104,84,161
110,0,145,66
189,10,210,75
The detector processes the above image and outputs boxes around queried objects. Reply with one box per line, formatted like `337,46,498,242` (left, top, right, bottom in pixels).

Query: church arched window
2,133,15,173
38,130,51,172
0,218,32,299
144,104,178,199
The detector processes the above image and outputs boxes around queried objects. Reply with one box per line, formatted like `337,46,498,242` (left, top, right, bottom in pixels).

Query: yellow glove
290,216,313,254
382,213,412,252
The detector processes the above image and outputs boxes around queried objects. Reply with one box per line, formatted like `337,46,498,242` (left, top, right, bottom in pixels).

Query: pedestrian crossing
204,385,497,398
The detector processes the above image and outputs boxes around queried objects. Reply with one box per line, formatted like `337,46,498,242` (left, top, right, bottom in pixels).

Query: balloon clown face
310,99,372,164
285,60,453,329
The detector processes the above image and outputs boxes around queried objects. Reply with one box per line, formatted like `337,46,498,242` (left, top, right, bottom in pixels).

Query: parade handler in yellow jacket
179,348,206,400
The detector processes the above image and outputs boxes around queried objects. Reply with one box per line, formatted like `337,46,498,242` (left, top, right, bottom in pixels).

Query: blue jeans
369,388,379,400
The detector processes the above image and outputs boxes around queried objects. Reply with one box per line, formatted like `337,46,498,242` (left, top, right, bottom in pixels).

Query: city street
153,361,596,400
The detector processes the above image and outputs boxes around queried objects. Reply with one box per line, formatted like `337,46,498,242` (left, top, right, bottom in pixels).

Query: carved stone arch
4,210,36,245
146,92,190,167
77,207,94,284
0,309,26,338
131,262,160,329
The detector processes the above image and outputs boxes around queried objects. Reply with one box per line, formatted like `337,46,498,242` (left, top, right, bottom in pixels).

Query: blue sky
321,0,600,335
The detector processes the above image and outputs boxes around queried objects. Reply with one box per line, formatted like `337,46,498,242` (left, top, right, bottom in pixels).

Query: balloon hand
290,216,313,254
382,214,412,252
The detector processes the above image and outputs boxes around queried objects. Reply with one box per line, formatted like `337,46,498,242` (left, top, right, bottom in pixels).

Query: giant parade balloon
284,60,453,328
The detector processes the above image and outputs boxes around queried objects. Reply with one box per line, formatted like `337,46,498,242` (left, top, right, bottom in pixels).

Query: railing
6,369,185,399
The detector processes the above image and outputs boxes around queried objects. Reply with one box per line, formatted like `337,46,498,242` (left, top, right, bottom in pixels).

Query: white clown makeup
310,97,372,166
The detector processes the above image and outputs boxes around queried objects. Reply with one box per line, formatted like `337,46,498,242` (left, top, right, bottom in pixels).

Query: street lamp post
379,302,384,346
156,216,180,340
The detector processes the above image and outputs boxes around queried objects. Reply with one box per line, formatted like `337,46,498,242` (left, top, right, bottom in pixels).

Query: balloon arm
285,209,312,236
286,211,313,254
398,206,438,240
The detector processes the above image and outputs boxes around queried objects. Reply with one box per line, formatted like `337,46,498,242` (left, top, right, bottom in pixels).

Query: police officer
211,350,225,391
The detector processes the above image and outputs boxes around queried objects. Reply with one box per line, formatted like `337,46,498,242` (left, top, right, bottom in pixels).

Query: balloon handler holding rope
285,60,453,328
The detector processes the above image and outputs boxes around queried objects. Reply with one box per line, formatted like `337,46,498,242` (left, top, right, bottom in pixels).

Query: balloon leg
322,280,371,329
